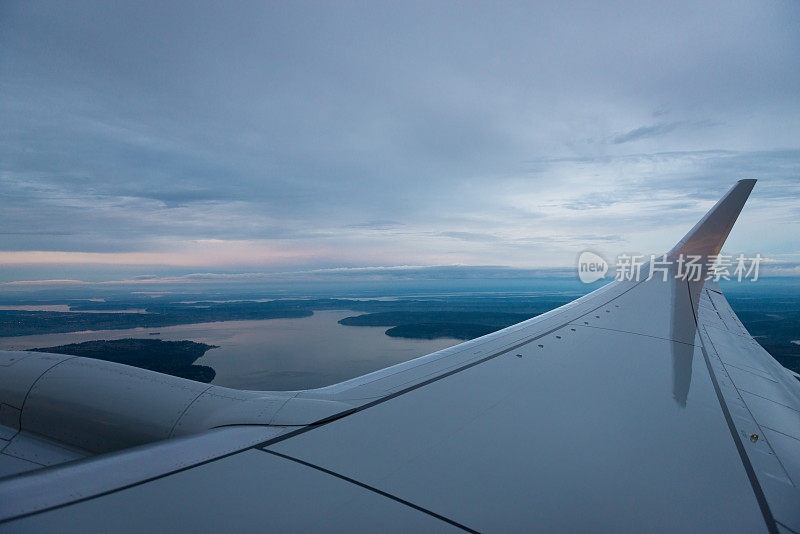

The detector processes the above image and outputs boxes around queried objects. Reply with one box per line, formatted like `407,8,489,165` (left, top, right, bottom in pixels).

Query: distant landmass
2,290,798,375
28,339,219,382
385,323,498,340
0,298,564,338
339,311,534,340
728,297,800,374
0,306,313,337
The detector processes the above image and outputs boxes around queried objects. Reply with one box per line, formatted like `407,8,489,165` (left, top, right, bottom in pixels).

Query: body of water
0,310,462,390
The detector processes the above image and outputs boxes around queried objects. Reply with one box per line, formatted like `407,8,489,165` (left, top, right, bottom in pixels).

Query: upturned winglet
667,179,756,261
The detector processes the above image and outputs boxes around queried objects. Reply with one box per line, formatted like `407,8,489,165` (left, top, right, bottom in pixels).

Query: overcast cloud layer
1,1,798,283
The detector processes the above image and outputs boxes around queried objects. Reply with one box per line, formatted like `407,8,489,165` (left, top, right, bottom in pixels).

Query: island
385,323,498,340
29,339,219,383
339,311,535,340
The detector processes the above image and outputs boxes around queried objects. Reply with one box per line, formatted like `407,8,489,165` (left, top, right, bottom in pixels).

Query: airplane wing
1,179,798,532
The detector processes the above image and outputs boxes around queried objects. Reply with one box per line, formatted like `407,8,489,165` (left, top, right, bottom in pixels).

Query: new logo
577,251,608,283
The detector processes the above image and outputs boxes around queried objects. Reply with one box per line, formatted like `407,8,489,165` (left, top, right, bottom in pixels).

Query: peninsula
29,338,219,383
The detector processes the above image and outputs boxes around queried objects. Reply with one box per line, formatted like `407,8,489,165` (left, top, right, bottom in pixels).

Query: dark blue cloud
613,122,682,144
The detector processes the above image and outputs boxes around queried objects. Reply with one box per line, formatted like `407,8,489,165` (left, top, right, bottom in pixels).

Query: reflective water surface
0,310,461,390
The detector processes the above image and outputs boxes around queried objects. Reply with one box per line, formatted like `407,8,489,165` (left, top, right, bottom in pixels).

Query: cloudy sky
1,1,799,285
